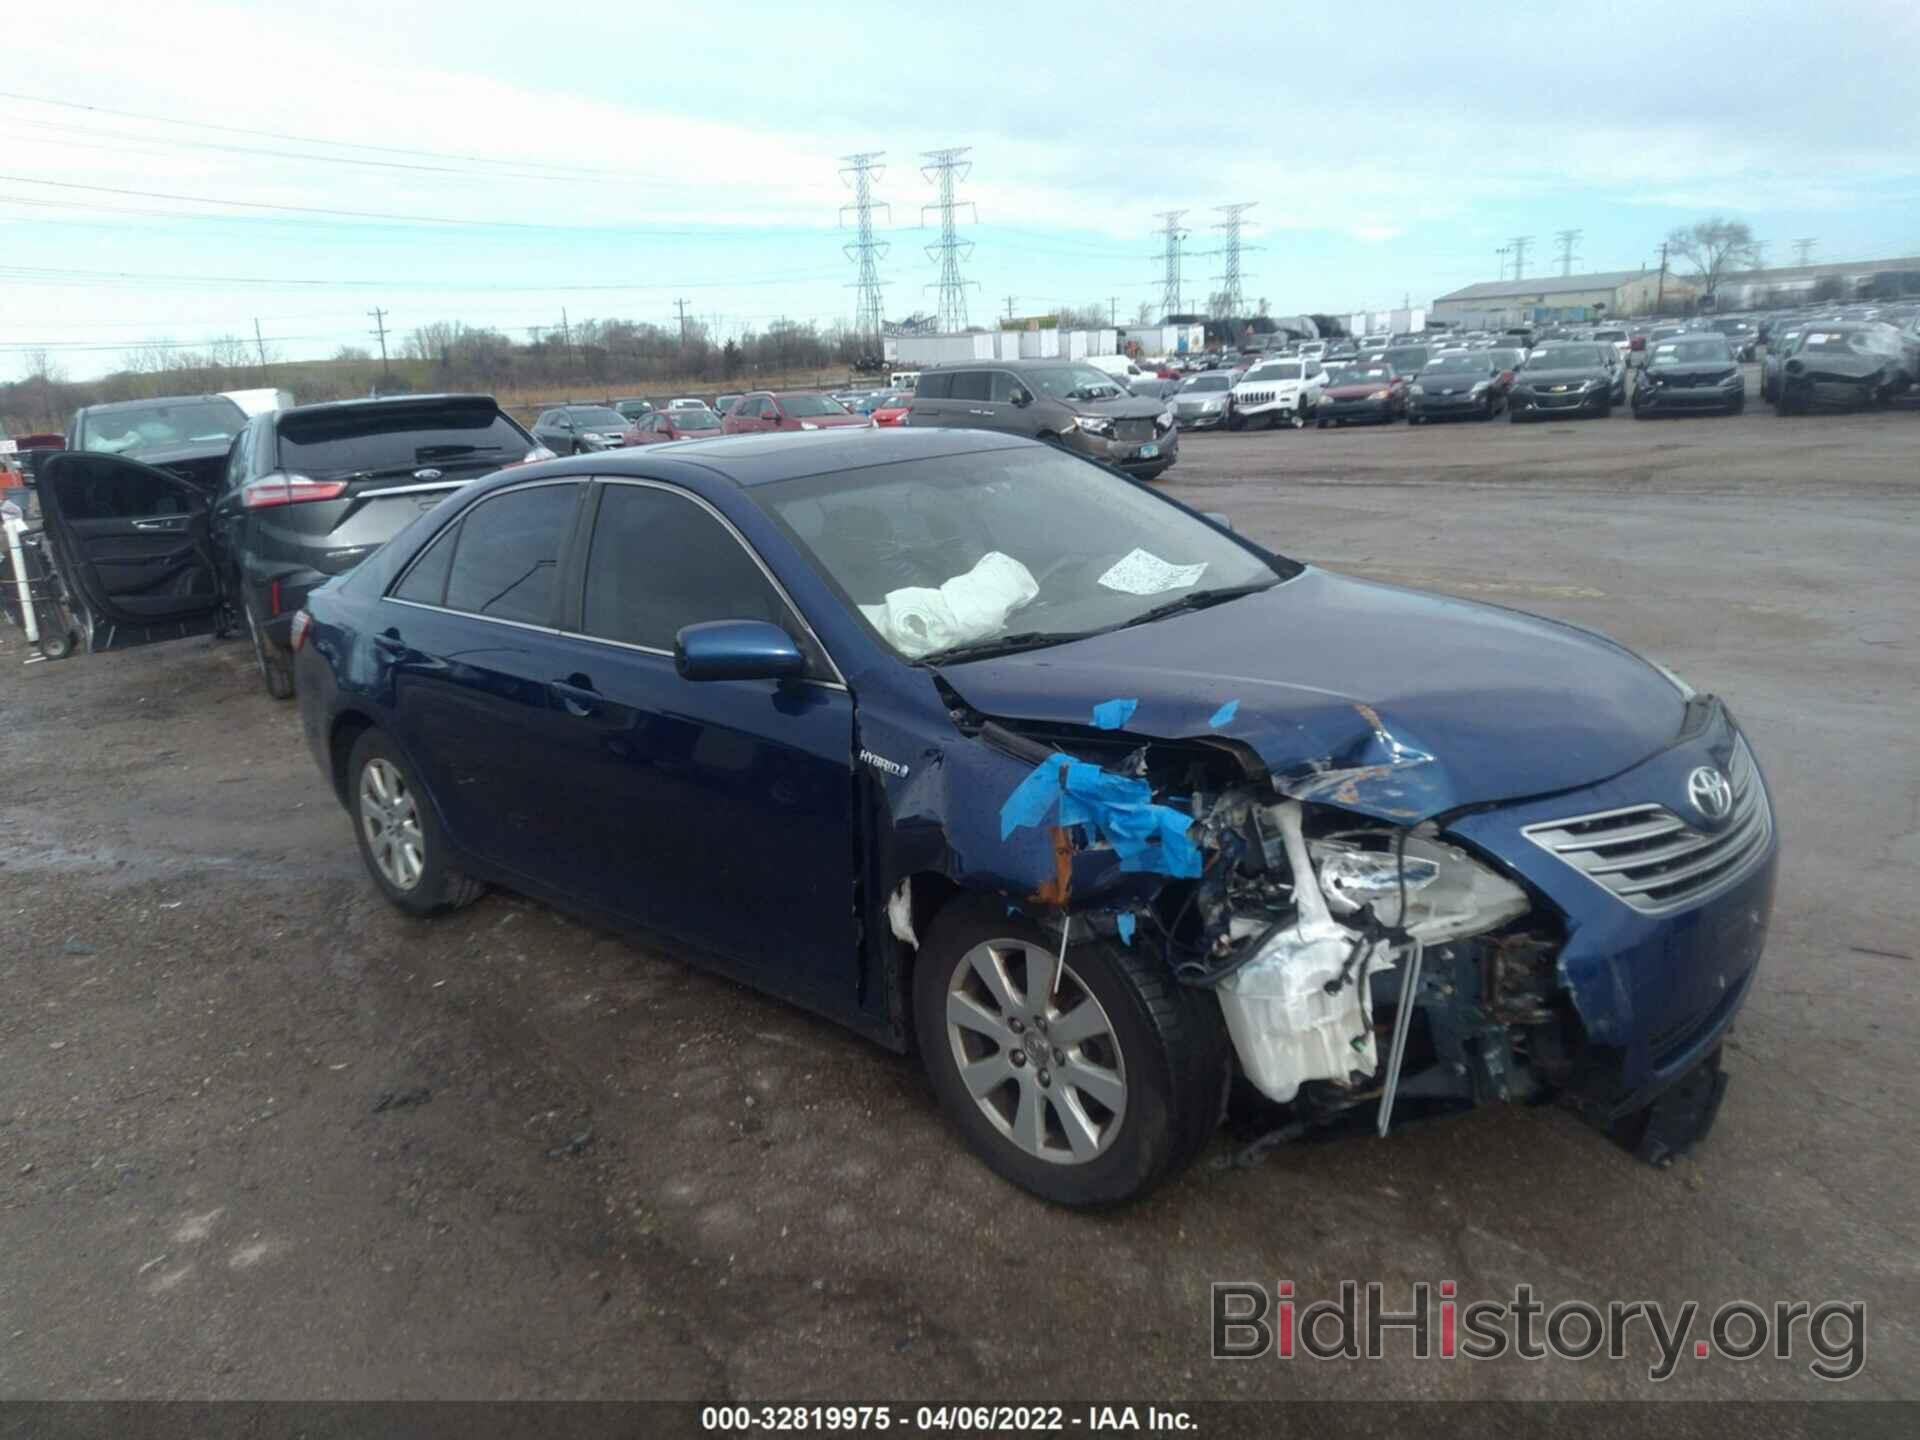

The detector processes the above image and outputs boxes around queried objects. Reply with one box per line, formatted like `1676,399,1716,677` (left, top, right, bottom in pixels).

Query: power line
0,89,660,179
1554,229,1583,277
920,147,978,333
839,151,890,352
1210,203,1258,319
1153,210,1188,318
0,261,847,293
1507,235,1534,281
0,173,717,233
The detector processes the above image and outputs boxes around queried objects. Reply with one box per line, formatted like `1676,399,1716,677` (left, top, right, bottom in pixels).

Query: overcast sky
4,0,1917,380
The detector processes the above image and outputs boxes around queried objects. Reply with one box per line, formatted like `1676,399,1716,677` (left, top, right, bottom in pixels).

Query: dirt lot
3,391,1916,1407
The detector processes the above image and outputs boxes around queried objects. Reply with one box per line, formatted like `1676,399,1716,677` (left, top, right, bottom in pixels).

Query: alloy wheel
945,939,1127,1165
360,758,426,891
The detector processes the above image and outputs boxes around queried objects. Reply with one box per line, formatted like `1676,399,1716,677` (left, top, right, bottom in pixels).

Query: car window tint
580,485,790,651
442,483,579,625
948,371,991,402
989,372,1021,402
393,520,460,606
916,372,953,400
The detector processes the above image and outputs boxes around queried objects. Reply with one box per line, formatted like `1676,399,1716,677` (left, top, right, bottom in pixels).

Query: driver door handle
551,677,602,718
132,517,186,531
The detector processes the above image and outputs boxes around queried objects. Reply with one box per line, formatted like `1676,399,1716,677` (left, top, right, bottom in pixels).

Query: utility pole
560,307,574,369
367,307,390,379
1004,294,1018,321
252,318,268,369
1210,202,1258,321
838,151,890,353
1496,246,1510,281
1654,241,1669,312
1108,296,1119,326
1507,235,1533,282
675,298,691,351
1554,228,1583,277
1792,237,1816,267
920,146,978,332
1154,210,1188,318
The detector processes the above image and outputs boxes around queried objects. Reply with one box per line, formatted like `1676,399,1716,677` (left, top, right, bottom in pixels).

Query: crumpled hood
937,568,1687,822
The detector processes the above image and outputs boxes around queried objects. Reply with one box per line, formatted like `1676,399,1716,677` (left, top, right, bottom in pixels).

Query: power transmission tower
367,307,390,378
1554,229,1583,277
675,298,691,351
1210,203,1258,320
253,318,268,368
1507,235,1534,281
838,151,890,351
1792,237,1816,266
560,307,573,368
919,147,978,332
1153,210,1188,317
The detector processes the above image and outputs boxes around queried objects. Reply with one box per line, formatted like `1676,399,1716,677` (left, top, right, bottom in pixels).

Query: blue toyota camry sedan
294,428,1775,1207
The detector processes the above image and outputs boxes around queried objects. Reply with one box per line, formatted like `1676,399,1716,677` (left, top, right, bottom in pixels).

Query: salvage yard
3,397,1916,1404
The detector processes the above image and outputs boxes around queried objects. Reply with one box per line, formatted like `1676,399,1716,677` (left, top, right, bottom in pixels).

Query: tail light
289,609,312,653
241,473,349,509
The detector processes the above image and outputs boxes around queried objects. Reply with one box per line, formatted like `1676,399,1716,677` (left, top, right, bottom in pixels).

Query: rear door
35,452,223,644
906,370,954,425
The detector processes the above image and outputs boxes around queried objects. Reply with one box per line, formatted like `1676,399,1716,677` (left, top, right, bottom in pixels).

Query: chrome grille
1238,389,1273,405
1521,738,1771,915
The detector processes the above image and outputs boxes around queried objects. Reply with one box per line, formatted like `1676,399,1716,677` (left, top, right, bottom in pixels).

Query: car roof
75,393,239,414
496,426,1031,490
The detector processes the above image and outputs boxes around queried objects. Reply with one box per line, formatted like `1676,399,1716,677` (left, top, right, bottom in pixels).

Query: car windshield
758,446,1288,662
1651,339,1732,365
1336,366,1392,385
276,403,526,477
1795,329,1882,354
615,400,652,416
1422,355,1483,375
1592,329,1626,341
1245,363,1303,382
780,394,849,417
672,409,722,430
1181,375,1232,392
78,399,246,456
1526,346,1605,369
567,408,627,428
1484,349,1524,369
1384,347,1429,372
1030,365,1125,402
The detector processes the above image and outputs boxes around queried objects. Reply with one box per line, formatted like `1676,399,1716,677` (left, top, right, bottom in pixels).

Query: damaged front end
970,705,1582,1145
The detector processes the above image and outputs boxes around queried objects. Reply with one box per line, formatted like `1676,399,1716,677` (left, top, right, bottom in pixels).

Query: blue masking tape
1117,913,1136,944
1209,699,1240,728
1091,697,1139,730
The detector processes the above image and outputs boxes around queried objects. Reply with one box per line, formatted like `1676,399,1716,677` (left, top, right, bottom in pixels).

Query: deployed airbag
859,551,1037,659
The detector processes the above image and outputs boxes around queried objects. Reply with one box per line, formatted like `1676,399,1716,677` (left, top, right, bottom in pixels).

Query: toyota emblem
1687,766,1734,822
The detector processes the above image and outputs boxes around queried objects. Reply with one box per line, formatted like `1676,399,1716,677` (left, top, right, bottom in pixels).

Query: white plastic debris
887,879,918,949
859,551,1038,659
1216,801,1386,1104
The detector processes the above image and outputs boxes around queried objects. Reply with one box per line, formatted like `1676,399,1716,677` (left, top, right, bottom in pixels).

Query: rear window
780,394,847,417
277,403,527,478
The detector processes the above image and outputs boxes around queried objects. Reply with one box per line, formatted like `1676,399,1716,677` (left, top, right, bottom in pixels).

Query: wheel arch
328,708,379,807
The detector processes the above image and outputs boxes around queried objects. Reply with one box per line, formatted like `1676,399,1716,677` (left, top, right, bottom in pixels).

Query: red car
720,391,870,434
625,407,724,444
869,391,913,426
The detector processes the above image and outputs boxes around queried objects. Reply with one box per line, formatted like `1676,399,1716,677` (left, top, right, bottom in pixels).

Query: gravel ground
2,388,1915,1406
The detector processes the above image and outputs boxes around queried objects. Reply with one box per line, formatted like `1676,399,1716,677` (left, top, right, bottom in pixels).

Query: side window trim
569,476,846,687
382,477,582,628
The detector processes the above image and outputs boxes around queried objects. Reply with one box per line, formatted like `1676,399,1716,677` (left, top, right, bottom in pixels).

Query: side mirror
675,620,807,682
1011,388,1032,407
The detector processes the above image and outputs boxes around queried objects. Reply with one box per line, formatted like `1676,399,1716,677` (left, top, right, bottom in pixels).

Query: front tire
913,898,1227,1207
347,729,485,918
242,590,295,700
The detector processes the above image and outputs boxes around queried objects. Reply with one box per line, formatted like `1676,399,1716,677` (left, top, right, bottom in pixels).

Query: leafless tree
1666,218,1761,305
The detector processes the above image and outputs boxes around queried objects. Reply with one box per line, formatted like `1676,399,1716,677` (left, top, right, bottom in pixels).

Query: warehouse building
1430,269,1698,329
1712,256,1920,308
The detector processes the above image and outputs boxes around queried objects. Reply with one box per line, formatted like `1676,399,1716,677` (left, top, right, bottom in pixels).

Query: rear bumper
239,560,329,650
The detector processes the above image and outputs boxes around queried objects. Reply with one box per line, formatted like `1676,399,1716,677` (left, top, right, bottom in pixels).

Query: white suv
1229,358,1329,429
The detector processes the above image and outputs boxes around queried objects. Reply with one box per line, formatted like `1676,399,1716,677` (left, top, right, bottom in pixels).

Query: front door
538,478,857,1001
35,452,223,646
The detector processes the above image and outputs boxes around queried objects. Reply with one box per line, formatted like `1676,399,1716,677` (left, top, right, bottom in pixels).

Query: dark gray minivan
905,359,1178,479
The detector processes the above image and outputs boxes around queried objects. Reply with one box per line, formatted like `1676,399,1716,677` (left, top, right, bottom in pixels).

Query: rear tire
242,591,295,701
913,897,1228,1208
347,729,484,918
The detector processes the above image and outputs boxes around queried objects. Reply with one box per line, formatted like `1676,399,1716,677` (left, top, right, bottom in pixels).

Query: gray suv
905,360,1177,479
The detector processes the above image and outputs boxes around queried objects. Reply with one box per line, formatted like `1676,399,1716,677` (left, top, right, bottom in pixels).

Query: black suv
29,394,540,692
905,360,1177,479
